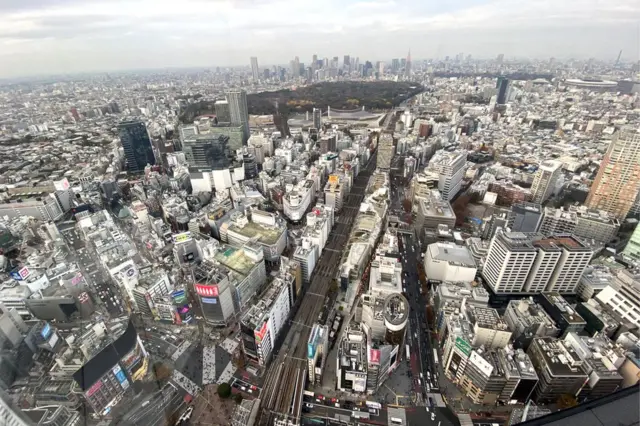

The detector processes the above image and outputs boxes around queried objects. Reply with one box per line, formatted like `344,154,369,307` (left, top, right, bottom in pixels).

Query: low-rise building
424,242,477,283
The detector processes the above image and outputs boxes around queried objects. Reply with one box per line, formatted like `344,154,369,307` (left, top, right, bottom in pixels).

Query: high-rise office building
343,55,350,69
531,160,563,204
623,224,640,261
391,58,400,72
118,120,156,172
586,130,640,218
182,134,233,170
484,231,592,295
405,51,412,77
225,89,250,144
496,77,510,105
312,108,322,130
483,230,538,294
250,57,259,82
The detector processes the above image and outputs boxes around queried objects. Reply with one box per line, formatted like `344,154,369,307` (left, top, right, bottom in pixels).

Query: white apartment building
425,150,467,201
293,239,318,284
596,270,640,328
240,276,291,366
530,160,563,204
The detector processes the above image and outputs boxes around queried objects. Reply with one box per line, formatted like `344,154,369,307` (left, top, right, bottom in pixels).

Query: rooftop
427,242,476,267
226,218,285,246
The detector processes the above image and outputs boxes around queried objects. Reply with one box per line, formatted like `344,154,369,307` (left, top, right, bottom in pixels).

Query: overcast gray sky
0,0,639,77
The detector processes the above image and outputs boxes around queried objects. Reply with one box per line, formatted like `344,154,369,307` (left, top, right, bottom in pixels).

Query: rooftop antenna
615,49,623,67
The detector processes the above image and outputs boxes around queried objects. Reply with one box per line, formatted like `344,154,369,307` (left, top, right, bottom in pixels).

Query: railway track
258,154,378,426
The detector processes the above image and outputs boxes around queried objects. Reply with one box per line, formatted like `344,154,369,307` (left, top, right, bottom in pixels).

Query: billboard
195,284,218,297
178,304,193,323
328,174,339,184
18,266,30,280
112,365,130,390
172,232,192,244
455,337,472,356
368,348,381,365
171,290,187,304
255,322,268,343
41,323,51,339
85,380,103,397
78,292,90,304
201,297,217,304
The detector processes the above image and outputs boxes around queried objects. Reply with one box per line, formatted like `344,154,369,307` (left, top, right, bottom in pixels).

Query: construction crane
615,50,623,67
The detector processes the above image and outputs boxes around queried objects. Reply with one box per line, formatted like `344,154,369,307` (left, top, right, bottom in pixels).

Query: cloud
0,0,639,77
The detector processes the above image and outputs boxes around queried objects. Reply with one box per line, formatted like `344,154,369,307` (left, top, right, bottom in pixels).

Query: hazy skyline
1,0,639,78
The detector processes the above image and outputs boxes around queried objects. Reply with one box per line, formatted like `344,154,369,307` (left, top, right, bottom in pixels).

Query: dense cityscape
0,44,639,426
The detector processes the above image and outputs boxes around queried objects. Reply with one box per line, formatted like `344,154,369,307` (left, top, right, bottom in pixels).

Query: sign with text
195,284,218,298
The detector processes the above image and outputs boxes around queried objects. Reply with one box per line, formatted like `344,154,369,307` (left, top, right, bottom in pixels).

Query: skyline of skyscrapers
586,129,640,218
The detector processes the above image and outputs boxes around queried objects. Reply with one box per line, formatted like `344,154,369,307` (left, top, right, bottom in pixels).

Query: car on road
305,403,313,408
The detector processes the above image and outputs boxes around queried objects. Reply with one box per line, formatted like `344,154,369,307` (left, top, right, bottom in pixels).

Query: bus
405,344,410,360
365,401,382,410
433,348,439,365
390,417,403,425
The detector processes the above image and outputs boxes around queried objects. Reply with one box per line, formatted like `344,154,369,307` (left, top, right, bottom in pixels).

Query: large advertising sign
85,380,103,397
41,323,51,339
171,289,187,304
368,348,381,365
178,305,193,323
255,322,268,343
172,232,192,244
201,297,217,304
78,292,90,304
121,345,143,375
455,337,472,356
195,284,218,297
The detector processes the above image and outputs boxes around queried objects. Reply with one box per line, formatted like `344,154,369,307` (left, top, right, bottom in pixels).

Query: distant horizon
1,0,639,78
0,54,634,84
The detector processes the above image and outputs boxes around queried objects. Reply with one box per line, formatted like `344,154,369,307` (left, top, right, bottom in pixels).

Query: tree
217,383,232,399
152,362,172,384
557,393,578,409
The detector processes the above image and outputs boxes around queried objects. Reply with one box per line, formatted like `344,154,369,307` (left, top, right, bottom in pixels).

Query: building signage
18,266,30,280
172,290,187,304
201,297,217,304
41,323,51,339
9,271,22,281
86,380,103,397
78,292,90,304
469,351,494,377
368,348,381,365
172,232,192,244
195,284,218,297
328,175,339,184
455,337,472,356
255,322,268,343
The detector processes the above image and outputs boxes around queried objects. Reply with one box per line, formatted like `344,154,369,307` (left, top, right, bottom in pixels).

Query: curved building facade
72,319,148,416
